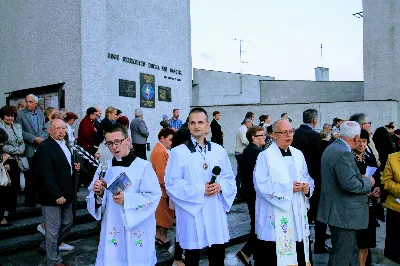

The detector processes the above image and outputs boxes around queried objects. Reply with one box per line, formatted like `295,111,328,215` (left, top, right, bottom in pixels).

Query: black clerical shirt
112,152,136,167
279,147,292,157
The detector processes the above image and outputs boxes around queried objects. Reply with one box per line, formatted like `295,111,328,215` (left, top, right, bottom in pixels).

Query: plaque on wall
158,86,171,102
140,73,155,108
119,79,136,98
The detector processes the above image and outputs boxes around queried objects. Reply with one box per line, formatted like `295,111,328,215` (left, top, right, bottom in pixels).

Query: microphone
98,162,108,180
210,166,221,184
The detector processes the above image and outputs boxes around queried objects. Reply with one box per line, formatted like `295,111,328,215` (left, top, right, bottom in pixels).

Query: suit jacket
34,137,75,206
15,108,48,157
210,119,223,146
130,117,149,144
94,118,101,130
241,143,262,201
317,139,373,230
95,117,113,146
78,115,97,154
292,124,324,188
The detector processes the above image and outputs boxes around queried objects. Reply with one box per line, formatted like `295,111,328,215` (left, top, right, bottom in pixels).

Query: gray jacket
130,117,149,144
0,121,25,156
317,139,373,230
15,108,48,157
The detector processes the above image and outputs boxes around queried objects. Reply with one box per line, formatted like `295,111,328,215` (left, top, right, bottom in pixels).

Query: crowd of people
1,93,400,266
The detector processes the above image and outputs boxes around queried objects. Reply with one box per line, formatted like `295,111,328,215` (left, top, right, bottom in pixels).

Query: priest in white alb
165,107,237,266
86,123,161,266
254,120,314,266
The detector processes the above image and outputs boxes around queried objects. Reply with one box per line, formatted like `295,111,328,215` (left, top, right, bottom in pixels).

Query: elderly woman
381,144,400,264
0,106,25,220
352,129,381,266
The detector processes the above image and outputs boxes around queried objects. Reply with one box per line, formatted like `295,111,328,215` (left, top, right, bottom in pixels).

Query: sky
190,0,364,81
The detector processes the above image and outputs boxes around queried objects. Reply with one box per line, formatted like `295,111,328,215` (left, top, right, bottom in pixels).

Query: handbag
0,163,11,186
15,156,29,171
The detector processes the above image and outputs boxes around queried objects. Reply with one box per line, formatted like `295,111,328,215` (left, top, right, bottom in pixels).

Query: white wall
192,68,274,106
198,100,398,155
0,1,82,113
260,80,364,104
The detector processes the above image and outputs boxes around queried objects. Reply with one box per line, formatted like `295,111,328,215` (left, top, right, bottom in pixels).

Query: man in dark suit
35,118,80,266
318,121,374,266
130,108,149,160
235,126,265,266
210,111,223,146
291,109,328,253
93,106,102,130
15,94,48,207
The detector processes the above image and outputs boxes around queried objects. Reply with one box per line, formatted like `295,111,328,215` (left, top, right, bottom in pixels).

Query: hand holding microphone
206,166,222,196
99,162,108,187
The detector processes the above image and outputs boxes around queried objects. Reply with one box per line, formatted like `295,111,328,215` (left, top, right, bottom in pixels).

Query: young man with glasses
254,119,314,266
87,123,161,266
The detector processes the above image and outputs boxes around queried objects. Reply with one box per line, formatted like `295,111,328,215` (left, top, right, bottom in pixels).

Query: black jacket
291,124,324,188
241,143,263,201
34,137,75,206
210,119,223,146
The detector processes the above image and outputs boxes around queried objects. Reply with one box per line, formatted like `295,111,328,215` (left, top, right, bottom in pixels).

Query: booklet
107,172,132,195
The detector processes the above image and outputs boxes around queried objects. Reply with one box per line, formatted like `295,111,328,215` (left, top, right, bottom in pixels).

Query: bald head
272,119,294,150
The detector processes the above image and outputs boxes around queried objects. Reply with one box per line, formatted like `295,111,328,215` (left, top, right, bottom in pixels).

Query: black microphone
210,166,221,184
98,162,108,180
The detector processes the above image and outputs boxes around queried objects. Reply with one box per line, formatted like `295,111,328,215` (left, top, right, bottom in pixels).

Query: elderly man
35,119,80,266
291,109,329,254
16,94,48,207
130,108,149,160
318,121,375,266
253,120,313,265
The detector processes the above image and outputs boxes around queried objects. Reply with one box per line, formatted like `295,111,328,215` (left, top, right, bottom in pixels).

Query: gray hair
349,113,367,125
272,119,290,132
26,94,38,103
135,108,143,117
303,109,318,124
340,121,361,139
323,123,331,130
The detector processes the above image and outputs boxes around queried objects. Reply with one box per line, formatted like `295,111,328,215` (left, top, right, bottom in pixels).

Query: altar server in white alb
165,107,237,266
254,119,314,266
87,123,161,266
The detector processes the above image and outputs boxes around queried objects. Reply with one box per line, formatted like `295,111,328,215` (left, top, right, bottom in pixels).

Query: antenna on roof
233,38,249,74
320,43,323,67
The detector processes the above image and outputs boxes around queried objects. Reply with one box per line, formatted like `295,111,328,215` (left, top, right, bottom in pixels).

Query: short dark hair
246,126,264,143
172,127,191,148
64,112,78,122
189,107,208,119
281,113,287,118
333,117,342,124
158,128,175,140
0,128,8,144
385,124,394,130
349,113,367,125
86,107,97,116
0,105,17,120
103,123,128,138
303,109,318,124
173,109,179,113
116,109,122,115
213,111,220,117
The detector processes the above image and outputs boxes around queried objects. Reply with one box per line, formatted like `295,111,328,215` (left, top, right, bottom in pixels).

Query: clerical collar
112,152,136,167
279,147,292,157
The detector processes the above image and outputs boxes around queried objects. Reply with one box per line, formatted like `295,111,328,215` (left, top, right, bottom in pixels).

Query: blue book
107,172,132,195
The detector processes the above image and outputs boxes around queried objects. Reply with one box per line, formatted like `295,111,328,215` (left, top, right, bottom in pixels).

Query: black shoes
314,244,332,254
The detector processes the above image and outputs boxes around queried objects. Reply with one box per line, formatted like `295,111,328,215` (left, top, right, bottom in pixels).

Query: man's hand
293,181,302,193
371,187,380,197
56,196,66,205
205,182,221,196
113,191,124,205
369,177,376,187
302,183,310,195
93,180,105,196
74,163,80,171
34,137,43,144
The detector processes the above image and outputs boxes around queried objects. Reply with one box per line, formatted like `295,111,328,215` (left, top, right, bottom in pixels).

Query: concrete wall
0,1,82,113
197,100,398,155
192,68,274,106
363,0,400,104
260,81,364,104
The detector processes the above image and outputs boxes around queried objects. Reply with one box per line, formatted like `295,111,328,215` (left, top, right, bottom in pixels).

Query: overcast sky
191,0,363,81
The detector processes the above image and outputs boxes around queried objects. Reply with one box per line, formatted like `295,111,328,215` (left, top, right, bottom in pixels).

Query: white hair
26,94,38,103
340,121,361,139
135,108,143,117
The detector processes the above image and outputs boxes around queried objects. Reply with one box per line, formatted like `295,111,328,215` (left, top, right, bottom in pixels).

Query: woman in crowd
381,144,400,264
0,106,25,225
64,112,78,146
44,107,56,123
17,100,25,111
352,129,381,266
0,128,11,226
94,106,118,146
373,126,396,172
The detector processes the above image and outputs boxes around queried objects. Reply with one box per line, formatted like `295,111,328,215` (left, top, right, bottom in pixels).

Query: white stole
267,144,311,266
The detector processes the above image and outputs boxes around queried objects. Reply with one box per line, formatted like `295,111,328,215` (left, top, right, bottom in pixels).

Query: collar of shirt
112,152,136,167
29,109,37,115
279,147,292,157
191,136,207,153
338,138,352,152
51,136,66,146
303,123,315,130
158,141,170,153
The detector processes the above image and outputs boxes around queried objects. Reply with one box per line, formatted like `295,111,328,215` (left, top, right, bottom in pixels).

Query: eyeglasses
362,122,372,125
274,130,295,136
105,138,127,147
255,134,265,137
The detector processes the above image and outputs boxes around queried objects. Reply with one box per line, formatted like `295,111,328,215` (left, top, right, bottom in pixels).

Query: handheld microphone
98,162,108,180
210,166,221,184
